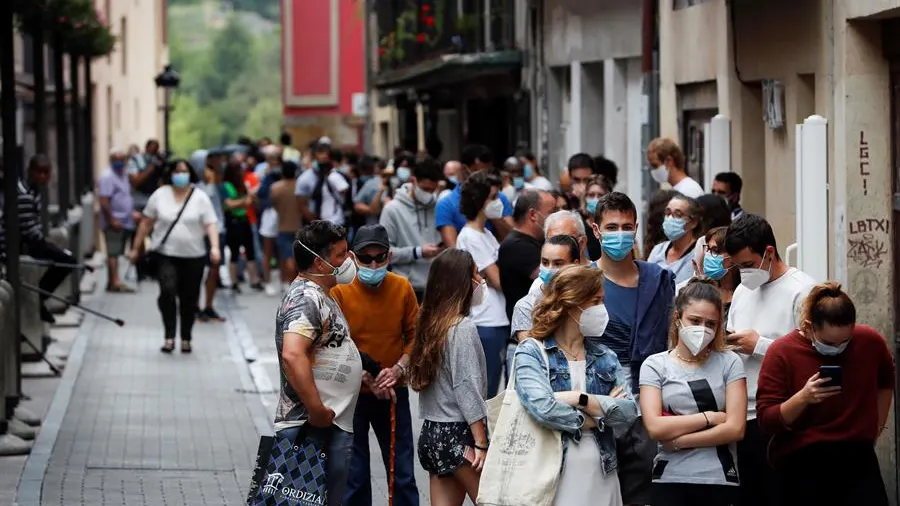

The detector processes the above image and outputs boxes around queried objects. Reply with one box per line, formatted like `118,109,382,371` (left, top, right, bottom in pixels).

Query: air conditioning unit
762,79,785,130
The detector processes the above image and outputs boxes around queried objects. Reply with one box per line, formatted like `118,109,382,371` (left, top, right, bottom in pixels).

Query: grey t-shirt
418,318,488,424
639,350,745,486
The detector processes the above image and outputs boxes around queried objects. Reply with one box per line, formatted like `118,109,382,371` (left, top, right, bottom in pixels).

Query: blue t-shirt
601,278,638,367
435,186,513,234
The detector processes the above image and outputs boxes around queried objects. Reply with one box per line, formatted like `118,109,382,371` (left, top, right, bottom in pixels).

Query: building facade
281,0,366,151
90,0,168,177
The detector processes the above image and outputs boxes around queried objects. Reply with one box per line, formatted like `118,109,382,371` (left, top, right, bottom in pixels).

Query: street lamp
154,65,180,155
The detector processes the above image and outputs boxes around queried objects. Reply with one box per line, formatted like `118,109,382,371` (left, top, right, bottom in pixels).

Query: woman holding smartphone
515,265,638,506
756,282,894,506
639,278,747,506
409,249,489,506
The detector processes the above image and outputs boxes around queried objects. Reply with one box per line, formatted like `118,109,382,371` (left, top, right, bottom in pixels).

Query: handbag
144,188,195,278
246,426,329,506
478,338,562,506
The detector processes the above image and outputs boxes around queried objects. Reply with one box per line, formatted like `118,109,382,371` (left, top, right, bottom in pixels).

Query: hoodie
379,183,441,291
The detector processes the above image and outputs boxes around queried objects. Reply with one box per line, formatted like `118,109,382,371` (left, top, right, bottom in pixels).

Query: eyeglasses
356,251,389,264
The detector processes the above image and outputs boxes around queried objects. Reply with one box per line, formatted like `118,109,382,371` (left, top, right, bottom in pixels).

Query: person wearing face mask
330,225,421,506
639,278,747,506
501,156,523,202
582,174,613,261
646,138,703,198
647,194,702,283
721,213,816,506
675,227,740,322
519,151,553,191
276,220,390,506
454,172,510,397
589,192,675,505
98,148,137,293
379,158,446,301
513,265,637,506
130,160,220,354
352,155,388,226
756,282,893,506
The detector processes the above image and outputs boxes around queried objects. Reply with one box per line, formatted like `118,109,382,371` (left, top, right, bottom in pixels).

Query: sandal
181,341,192,354
160,339,175,353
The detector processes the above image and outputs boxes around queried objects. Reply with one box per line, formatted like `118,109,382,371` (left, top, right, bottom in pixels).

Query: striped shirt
17,179,43,242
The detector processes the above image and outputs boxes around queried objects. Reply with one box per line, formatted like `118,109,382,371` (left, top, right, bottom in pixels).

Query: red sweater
756,325,894,466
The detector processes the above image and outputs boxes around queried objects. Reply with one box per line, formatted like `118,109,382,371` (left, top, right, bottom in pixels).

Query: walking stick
389,396,397,506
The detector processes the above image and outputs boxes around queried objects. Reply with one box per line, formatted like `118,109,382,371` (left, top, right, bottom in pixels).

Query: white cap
505,156,519,166
109,147,125,157
318,136,332,146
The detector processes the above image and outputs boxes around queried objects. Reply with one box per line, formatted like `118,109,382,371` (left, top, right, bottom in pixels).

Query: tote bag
246,426,329,506
478,338,562,506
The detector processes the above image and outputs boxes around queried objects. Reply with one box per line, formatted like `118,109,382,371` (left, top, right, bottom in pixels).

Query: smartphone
463,446,476,464
819,365,843,387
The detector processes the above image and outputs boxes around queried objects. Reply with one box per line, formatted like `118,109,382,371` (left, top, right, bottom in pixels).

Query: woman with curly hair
409,248,489,506
514,265,637,506
639,278,747,506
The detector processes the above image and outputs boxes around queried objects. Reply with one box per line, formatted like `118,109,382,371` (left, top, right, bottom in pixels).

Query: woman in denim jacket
514,265,638,506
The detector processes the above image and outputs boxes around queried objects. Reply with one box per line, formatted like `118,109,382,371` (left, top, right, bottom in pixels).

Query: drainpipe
640,0,659,226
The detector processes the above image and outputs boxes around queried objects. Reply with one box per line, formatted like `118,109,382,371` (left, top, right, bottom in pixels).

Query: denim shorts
276,232,295,262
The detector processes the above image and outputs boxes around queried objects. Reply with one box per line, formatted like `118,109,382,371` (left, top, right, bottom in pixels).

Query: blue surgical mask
812,333,849,356
538,265,557,285
524,164,535,179
585,198,599,216
397,167,412,182
448,175,459,184
703,253,728,280
112,161,126,171
171,173,191,188
600,231,635,261
513,177,525,190
357,265,388,286
663,216,687,241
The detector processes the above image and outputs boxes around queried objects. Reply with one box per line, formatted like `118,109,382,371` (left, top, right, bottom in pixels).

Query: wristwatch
578,393,589,409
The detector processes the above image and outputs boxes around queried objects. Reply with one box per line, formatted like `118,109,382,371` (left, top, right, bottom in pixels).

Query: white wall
543,0,642,66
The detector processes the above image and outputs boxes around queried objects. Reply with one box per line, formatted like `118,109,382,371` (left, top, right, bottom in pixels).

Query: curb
13,298,103,506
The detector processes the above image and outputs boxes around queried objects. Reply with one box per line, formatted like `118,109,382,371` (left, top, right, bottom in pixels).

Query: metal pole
83,55,94,190
70,53,82,197
53,35,70,214
2,0,23,416
640,0,660,224
31,23,49,236
163,89,171,154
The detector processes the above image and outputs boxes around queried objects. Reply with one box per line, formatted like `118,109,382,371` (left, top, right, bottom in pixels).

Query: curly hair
668,277,726,352
408,249,476,391
529,265,605,340
459,171,500,221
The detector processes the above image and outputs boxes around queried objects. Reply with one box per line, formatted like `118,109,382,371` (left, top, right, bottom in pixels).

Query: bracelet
395,363,407,377
702,412,710,428
474,442,489,451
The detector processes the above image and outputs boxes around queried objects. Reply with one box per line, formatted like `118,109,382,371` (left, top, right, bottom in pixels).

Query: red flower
378,47,386,55
425,16,434,26
421,4,430,12
417,33,426,43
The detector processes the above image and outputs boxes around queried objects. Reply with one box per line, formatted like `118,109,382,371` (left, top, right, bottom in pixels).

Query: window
106,86,113,152
115,101,121,130
120,17,127,75
23,34,34,75
105,0,112,64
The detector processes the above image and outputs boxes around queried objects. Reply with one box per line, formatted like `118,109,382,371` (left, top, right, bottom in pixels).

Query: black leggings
26,240,76,300
157,255,205,341
225,217,256,262
652,483,737,506
775,441,888,506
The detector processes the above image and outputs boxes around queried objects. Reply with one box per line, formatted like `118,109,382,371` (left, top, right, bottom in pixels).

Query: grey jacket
379,183,441,291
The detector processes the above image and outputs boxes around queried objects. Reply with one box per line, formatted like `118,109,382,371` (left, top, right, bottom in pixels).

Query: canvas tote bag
477,338,563,506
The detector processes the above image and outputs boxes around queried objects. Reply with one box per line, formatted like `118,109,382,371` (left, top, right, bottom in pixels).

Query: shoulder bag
143,188,195,278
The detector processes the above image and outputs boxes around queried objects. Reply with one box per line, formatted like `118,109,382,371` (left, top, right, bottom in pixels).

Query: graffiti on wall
859,130,870,195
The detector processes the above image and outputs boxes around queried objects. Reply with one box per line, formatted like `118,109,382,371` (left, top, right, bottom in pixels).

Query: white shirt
673,177,705,198
295,168,350,224
524,176,554,191
455,226,510,327
143,185,218,258
726,267,816,419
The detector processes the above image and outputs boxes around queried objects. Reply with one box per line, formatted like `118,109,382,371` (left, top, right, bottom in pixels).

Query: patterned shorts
417,420,474,477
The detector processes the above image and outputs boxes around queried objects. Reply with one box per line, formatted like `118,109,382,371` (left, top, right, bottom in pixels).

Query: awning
374,50,523,91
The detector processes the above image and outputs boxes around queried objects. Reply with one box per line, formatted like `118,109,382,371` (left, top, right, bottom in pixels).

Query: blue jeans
344,388,419,506
477,325,510,398
277,425,354,506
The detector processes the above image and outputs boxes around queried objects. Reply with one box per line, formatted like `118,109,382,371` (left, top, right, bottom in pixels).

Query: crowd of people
22,130,884,506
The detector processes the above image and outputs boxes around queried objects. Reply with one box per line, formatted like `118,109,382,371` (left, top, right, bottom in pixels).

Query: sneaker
264,283,278,296
204,307,226,322
40,305,56,324
197,308,211,322
250,282,265,292
232,284,242,294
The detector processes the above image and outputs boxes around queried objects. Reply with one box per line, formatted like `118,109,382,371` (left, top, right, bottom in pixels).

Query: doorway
682,108,717,185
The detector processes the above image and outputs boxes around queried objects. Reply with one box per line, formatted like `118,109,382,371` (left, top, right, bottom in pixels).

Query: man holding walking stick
332,224,420,506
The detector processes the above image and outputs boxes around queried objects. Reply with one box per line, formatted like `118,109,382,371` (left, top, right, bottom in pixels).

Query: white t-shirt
455,226,510,327
295,168,350,224
143,185,218,258
726,267,816,419
673,177,705,198
525,176,554,191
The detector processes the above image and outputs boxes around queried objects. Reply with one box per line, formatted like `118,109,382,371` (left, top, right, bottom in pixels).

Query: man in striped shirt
19,155,77,324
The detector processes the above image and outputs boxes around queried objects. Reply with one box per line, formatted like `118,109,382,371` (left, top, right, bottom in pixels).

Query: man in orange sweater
331,224,420,506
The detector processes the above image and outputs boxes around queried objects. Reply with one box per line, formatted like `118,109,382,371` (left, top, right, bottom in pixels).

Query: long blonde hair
668,277,727,352
530,265,605,339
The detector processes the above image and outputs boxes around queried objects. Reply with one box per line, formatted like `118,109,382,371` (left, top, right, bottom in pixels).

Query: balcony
374,0,520,89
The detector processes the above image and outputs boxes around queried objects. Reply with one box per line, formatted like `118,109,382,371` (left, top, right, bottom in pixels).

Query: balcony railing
375,0,516,73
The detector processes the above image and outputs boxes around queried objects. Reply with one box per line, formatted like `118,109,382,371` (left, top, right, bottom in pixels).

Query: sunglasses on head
356,251,389,264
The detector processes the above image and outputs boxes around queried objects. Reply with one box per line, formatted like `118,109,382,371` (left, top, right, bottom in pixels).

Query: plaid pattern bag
247,427,329,506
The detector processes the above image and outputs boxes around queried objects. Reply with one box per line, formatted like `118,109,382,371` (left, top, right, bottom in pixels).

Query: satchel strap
154,187,195,250
507,338,550,391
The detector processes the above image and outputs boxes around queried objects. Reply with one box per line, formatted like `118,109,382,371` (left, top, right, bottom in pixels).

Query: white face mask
679,323,716,356
296,240,357,285
576,304,610,337
484,199,504,219
739,251,771,291
650,165,669,184
472,279,488,306
414,186,435,206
